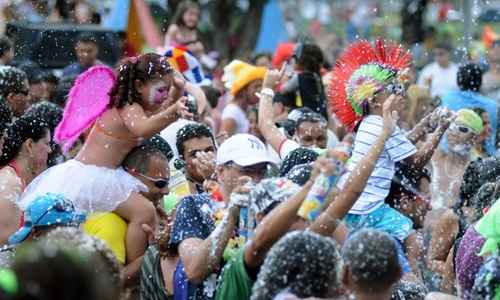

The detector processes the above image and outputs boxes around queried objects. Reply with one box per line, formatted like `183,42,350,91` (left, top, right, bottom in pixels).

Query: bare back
75,108,142,168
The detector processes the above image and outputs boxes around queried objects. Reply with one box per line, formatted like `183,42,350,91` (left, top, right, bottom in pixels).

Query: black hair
457,63,483,92
467,181,500,222
24,101,62,135
296,111,327,130
144,134,174,161
108,53,173,108
460,157,500,205
0,114,50,167
342,229,402,293
252,52,273,65
0,98,12,134
285,163,313,186
23,101,64,167
0,66,28,98
273,92,298,110
172,0,200,29
251,231,340,300
295,43,324,74
40,71,59,86
52,75,77,107
16,60,42,85
76,32,98,46
391,280,428,300
279,148,318,177
175,123,215,159
200,85,221,109
123,141,168,174
0,36,13,58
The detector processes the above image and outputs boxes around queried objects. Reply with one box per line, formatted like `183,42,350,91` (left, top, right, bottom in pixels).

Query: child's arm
309,95,398,237
120,99,189,139
258,68,290,153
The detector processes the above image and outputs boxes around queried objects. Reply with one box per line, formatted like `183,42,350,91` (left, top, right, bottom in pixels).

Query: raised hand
193,151,216,180
382,94,399,135
262,63,287,90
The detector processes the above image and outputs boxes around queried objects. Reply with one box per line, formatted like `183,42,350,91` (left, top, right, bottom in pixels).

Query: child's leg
114,193,156,264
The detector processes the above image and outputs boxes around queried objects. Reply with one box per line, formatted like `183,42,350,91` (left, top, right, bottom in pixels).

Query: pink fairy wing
55,65,116,153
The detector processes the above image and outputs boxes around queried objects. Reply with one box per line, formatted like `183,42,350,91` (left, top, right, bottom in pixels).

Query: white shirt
417,62,459,99
337,115,417,214
221,103,249,134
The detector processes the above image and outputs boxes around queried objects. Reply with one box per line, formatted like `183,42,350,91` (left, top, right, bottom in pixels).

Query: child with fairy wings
331,40,453,277
18,53,192,267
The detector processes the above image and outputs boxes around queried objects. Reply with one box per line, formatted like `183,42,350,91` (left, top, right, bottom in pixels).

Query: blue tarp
102,0,130,31
254,0,289,54
441,90,498,156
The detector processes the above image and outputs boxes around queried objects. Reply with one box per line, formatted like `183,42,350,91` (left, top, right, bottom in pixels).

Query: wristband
256,88,275,99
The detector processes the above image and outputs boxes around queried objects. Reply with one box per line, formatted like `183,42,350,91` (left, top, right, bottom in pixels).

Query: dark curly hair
460,157,500,204
176,123,215,159
0,114,50,167
0,98,12,134
108,53,173,109
0,66,28,98
342,229,402,293
251,231,340,300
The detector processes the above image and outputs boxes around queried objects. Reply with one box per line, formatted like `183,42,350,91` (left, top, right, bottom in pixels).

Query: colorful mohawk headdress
329,39,412,130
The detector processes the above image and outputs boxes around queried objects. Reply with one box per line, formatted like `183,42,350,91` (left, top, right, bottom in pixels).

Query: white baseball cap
216,134,274,166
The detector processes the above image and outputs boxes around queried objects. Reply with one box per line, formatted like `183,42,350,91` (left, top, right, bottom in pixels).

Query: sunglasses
386,82,406,97
451,123,474,134
136,172,169,189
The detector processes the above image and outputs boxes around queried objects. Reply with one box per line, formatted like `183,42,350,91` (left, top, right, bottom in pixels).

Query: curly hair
0,66,28,98
460,157,500,205
342,229,402,293
251,231,340,300
108,53,173,109
175,122,215,159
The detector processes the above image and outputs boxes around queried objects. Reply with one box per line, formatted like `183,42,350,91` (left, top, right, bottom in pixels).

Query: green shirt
215,247,254,300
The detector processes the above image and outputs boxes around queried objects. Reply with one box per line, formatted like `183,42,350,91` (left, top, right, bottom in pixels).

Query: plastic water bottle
297,172,338,221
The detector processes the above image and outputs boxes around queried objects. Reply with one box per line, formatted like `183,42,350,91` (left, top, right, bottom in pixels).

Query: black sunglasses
136,172,169,189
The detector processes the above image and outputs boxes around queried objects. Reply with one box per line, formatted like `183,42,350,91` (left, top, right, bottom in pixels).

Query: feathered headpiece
329,39,412,130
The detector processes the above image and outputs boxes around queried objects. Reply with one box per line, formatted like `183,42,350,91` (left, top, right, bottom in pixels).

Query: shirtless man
430,109,483,209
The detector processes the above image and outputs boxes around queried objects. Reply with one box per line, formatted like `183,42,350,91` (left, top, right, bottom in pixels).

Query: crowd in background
1,1,500,300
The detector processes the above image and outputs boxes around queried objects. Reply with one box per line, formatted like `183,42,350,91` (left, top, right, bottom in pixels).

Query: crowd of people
2,1,500,300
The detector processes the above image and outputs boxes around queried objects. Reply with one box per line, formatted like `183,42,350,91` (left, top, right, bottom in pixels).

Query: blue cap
8,193,86,245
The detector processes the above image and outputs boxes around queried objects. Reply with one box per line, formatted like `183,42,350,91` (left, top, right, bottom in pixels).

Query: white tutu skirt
19,159,147,213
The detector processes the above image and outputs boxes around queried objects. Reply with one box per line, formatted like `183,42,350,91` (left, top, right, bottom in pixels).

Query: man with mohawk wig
331,39,452,276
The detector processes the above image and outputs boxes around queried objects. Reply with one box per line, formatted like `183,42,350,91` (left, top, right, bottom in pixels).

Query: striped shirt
140,245,173,300
338,115,416,214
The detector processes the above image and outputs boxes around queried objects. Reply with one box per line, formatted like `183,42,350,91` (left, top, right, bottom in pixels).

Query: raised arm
258,68,289,152
244,180,313,269
309,95,398,237
178,205,239,283
403,116,451,170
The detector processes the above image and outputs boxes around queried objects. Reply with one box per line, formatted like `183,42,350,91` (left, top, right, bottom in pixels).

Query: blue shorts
344,203,414,243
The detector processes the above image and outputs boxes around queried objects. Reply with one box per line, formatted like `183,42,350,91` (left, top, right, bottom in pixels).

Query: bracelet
256,88,275,99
